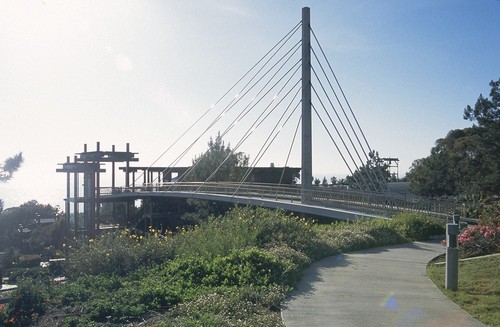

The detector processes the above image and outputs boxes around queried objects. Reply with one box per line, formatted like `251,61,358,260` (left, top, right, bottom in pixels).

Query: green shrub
163,285,287,327
208,248,289,287
59,275,122,305
85,288,148,323
172,208,259,259
56,246,291,324
389,212,445,240
267,244,311,285
58,274,154,324
479,200,500,227
65,227,174,278
33,207,448,325
61,315,101,327
154,247,289,290
0,279,49,326
137,277,182,310
173,207,321,260
315,218,406,255
17,254,41,268
7,266,51,284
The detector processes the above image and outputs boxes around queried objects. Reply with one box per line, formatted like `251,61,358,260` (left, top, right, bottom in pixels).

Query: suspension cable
234,82,302,193
311,28,387,191
311,103,362,190
311,65,379,191
311,84,370,190
197,64,302,192
278,111,302,187
160,25,302,185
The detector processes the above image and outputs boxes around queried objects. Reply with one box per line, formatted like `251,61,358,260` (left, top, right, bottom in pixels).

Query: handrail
98,182,458,219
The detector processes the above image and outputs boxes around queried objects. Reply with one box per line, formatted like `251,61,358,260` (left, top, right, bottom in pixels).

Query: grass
427,255,500,327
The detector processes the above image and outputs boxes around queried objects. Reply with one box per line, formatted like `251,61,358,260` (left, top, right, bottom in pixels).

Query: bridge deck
94,182,453,221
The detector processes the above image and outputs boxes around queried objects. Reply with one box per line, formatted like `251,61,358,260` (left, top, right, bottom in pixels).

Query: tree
409,79,500,196
0,152,23,182
345,150,390,192
408,130,464,196
321,177,328,187
180,134,250,222
463,78,500,127
0,152,23,212
0,200,62,236
185,133,249,182
0,200,63,256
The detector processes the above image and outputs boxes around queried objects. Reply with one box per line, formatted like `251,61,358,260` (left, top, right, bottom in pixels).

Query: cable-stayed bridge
98,182,452,221
57,8,455,236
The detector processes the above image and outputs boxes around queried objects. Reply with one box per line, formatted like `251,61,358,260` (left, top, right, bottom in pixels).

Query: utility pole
301,7,312,203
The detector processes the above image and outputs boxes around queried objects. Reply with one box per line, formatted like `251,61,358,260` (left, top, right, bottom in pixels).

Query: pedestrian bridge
98,182,451,221
56,8,460,236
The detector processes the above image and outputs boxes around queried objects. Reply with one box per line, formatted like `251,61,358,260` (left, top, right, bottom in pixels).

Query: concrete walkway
281,241,485,327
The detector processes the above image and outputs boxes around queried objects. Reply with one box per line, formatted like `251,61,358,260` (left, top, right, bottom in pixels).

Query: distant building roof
38,218,56,224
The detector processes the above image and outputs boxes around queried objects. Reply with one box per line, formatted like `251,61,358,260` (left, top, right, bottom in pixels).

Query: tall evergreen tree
409,79,499,196
186,133,249,182
0,152,23,182
0,153,23,212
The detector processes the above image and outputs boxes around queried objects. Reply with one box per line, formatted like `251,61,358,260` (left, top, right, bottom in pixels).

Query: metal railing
98,182,461,219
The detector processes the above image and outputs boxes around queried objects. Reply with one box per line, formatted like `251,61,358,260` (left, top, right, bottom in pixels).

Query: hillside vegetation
1,208,445,326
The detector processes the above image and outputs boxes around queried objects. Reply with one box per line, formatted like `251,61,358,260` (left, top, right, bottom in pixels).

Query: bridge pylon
301,7,312,203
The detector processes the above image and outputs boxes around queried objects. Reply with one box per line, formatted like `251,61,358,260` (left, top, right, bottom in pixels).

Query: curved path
281,241,485,327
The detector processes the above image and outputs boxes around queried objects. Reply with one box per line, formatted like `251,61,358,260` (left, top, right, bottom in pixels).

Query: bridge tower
56,142,138,237
301,7,312,203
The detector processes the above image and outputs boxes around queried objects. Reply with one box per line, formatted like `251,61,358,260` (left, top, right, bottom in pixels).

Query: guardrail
98,182,461,219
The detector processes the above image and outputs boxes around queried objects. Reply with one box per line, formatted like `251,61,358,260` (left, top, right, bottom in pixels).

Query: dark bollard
453,213,460,225
445,223,459,291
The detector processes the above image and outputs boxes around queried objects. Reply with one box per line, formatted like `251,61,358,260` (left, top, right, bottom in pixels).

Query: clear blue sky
1,0,499,209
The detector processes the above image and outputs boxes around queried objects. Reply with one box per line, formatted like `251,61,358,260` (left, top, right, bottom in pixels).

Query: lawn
427,255,500,327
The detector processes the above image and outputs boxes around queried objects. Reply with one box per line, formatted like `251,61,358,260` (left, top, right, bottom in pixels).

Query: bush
389,212,445,241
173,206,321,260
59,275,122,305
7,266,50,284
267,244,311,285
479,199,500,227
58,274,154,324
172,207,260,259
315,218,406,254
57,247,292,324
163,285,287,327
0,279,49,326
65,227,174,278
30,207,448,325
152,247,290,291
458,224,500,258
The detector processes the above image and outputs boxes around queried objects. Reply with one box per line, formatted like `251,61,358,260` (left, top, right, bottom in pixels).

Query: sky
0,0,499,209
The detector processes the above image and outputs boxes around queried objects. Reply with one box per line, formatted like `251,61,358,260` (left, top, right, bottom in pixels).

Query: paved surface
282,241,485,327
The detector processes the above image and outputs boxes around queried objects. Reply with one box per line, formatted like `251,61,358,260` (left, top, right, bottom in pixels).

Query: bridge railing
100,182,302,201
307,186,454,218
99,182,457,219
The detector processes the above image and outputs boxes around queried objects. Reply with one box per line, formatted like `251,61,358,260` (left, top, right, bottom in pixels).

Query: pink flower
482,227,496,238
